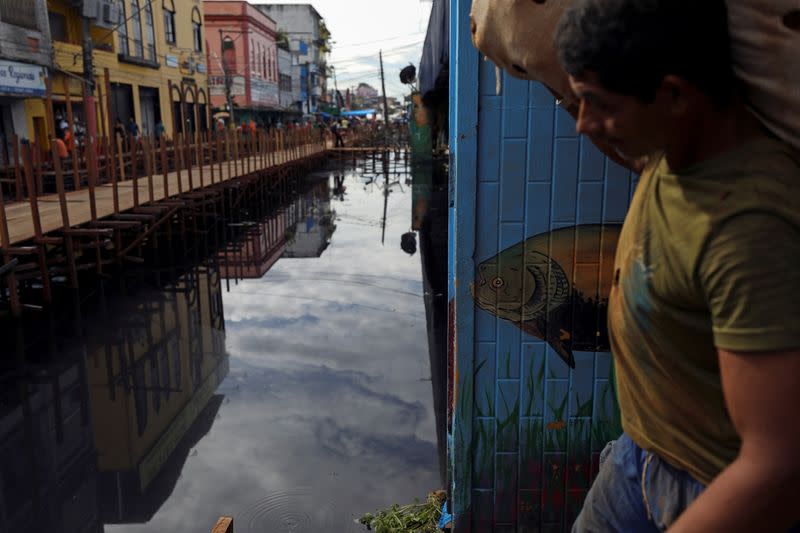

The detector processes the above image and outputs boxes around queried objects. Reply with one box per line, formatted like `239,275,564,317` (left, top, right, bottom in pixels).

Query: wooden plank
210,516,233,533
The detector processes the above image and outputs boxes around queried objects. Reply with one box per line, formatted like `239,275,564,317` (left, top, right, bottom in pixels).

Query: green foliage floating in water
358,491,445,532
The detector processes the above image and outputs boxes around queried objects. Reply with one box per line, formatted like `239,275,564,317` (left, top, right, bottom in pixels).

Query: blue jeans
573,433,800,532
572,433,703,532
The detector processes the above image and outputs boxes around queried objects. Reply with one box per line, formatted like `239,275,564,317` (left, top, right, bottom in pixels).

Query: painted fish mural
472,224,622,368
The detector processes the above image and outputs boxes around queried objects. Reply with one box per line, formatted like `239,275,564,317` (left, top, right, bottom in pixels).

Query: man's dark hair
555,0,735,105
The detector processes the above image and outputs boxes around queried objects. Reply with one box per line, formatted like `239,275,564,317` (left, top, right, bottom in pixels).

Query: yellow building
26,0,209,143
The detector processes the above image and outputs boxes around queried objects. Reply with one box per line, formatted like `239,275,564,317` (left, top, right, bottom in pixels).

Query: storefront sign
209,75,244,97
165,54,179,68
250,79,279,107
0,60,46,97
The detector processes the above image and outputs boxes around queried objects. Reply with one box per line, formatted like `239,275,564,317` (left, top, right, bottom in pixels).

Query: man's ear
660,75,694,116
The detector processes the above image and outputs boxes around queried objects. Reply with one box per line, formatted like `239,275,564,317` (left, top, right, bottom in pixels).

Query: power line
327,42,423,66
331,32,425,49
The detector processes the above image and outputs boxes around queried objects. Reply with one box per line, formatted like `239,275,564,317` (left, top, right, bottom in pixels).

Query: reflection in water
0,155,448,533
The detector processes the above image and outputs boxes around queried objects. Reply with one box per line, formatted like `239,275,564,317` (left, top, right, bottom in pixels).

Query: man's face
568,72,668,160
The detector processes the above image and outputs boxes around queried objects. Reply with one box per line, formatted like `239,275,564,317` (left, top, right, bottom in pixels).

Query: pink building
204,0,280,118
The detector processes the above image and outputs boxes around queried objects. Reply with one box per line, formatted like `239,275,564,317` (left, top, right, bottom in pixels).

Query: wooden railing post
160,133,169,198
21,141,51,304
211,516,234,533
144,136,154,203
176,133,184,193
131,134,139,208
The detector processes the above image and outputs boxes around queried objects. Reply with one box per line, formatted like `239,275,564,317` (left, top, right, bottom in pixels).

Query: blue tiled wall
448,5,636,528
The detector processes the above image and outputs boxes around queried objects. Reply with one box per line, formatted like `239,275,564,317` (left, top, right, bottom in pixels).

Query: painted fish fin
518,320,544,341
547,338,576,369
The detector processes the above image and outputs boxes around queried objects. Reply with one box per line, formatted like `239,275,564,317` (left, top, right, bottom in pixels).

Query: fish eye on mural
472,224,622,369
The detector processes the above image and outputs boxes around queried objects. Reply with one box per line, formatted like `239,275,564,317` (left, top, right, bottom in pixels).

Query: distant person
127,117,139,139
57,115,68,136
331,121,343,147
154,120,166,138
53,131,69,161
63,127,74,153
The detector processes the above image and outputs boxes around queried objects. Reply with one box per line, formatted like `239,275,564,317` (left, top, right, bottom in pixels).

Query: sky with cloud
255,0,434,99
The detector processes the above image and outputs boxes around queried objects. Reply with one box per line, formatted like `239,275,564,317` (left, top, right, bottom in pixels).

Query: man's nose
575,101,600,136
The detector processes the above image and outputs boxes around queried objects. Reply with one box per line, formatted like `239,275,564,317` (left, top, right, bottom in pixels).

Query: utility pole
81,15,98,176
332,66,340,114
220,28,236,128
379,50,390,129
305,61,312,115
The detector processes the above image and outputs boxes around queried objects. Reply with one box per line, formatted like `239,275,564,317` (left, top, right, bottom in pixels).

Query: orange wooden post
21,142,51,303
80,79,99,221
185,127,194,191
216,130,221,182
62,77,81,191
197,130,204,188
211,516,234,533
160,133,169,198
104,69,118,190
144,136,154,203
11,135,22,201
209,131,216,185
130,135,139,207
175,132,183,193
44,78,70,230
222,131,228,181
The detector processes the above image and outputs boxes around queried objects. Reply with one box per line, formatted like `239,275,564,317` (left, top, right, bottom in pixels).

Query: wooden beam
210,515,233,532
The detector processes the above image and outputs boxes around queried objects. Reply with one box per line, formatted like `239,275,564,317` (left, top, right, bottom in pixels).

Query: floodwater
0,154,449,533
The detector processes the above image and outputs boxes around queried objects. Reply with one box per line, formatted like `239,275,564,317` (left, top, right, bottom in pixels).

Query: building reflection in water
0,318,100,533
89,263,228,524
0,173,323,531
0,161,448,532
0,255,229,531
219,177,336,279
412,159,450,488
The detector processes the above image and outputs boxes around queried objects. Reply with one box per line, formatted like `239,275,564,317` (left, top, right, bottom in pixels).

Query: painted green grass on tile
524,355,546,417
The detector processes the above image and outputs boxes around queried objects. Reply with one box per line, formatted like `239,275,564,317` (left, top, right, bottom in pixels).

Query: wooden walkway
2,140,328,246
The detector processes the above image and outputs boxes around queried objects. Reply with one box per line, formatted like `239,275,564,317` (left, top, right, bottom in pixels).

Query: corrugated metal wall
448,0,638,529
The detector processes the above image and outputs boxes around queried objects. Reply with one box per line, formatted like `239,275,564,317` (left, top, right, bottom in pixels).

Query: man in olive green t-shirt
555,1,800,531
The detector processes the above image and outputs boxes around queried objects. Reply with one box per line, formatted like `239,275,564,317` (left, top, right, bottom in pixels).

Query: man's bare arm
668,348,800,532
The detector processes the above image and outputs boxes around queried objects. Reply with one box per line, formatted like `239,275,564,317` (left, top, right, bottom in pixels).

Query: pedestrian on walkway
331,121,344,147
555,1,800,532
53,133,69,161
127,117,140,149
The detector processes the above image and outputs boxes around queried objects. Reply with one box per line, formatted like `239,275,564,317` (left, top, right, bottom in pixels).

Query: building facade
204,0,283,125
29,0,209,143
0,0,51,159
277,46,295,112
255,3,327,115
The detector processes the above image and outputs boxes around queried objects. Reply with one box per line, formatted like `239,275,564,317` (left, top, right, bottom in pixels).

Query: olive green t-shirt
609,136,800,485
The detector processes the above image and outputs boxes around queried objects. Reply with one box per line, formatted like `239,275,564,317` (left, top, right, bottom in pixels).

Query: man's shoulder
661,137,799,220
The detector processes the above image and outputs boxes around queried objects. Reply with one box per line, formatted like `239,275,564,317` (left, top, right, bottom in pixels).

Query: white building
255,4,327,114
